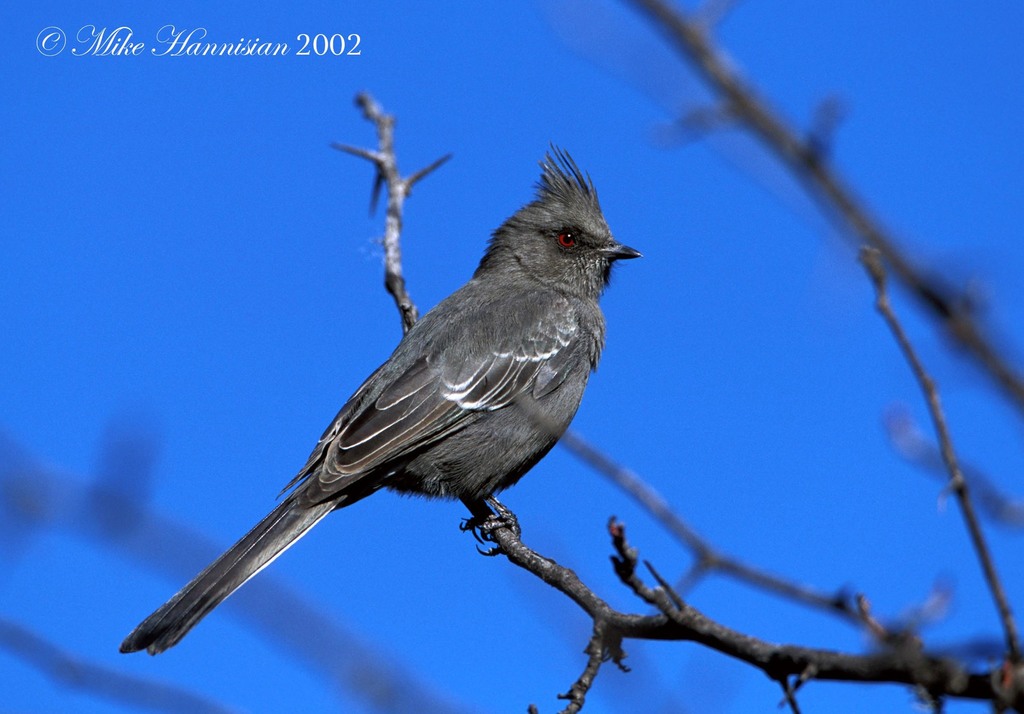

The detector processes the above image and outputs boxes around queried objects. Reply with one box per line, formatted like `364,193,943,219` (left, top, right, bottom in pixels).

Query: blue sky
3,2,1024,712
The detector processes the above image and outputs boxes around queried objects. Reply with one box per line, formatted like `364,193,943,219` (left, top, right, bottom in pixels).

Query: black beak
604,242,642,261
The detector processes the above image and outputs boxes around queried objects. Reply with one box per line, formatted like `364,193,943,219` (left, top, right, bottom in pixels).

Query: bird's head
477,147,640,300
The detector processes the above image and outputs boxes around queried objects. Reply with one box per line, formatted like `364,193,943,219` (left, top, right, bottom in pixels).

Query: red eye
557,232,576,248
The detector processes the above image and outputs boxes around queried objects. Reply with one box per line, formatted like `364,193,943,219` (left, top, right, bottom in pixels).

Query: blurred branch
0,616,236,714
332,91,451,335
0,430,474,714
623,0,1024,417
463,497,1021,711
861,247,1021,665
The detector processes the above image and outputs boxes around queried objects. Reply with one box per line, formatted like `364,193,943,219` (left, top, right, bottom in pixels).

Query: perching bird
120,148,640,655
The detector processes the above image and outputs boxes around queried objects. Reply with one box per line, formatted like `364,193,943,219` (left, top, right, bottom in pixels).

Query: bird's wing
291,307,579,498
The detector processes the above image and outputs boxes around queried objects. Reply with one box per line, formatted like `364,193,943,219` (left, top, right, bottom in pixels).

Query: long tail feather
120,497,333,654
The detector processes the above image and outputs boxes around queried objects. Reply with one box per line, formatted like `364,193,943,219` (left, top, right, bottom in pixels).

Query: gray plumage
120,147,640,655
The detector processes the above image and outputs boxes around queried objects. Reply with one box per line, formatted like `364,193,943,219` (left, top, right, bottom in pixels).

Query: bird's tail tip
118,497,332,655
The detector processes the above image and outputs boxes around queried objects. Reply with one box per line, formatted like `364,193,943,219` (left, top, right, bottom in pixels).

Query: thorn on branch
329,142,378,163
407,153,452,190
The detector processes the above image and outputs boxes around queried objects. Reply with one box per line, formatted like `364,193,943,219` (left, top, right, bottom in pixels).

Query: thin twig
623,0,1024,417
860,247,1021,663
554,621,620,714
778,675,803,714
332,91,450,335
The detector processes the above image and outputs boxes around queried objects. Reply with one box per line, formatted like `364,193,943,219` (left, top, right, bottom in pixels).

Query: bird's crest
536,146,600,212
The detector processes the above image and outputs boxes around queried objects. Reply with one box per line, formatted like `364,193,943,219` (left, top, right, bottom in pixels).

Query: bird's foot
460,496,520,556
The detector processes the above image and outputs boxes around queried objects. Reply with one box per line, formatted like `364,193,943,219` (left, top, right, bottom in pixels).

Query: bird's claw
484,496,521,538
460,497,520,555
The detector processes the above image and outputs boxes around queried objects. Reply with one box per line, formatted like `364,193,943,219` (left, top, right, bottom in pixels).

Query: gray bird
120,148,640,655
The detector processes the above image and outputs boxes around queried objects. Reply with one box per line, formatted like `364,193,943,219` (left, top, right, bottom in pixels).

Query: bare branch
622,0,1024,416
466,499,1017,708
333,92,449,334
860,246,1021,663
